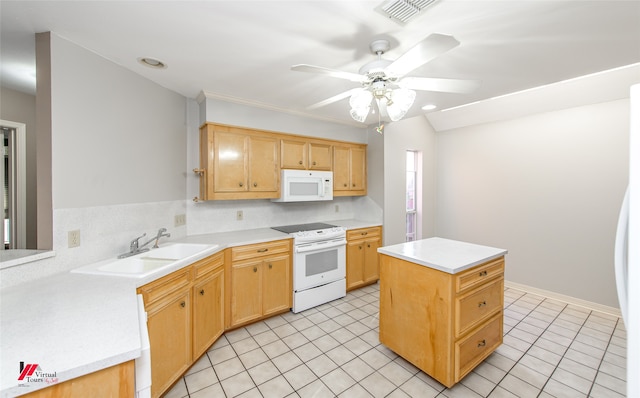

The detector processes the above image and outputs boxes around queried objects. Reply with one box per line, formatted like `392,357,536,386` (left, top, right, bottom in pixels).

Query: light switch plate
174,214,186,227
68,230,81,248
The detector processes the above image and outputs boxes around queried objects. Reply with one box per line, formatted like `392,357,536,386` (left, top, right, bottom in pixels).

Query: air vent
376,0,439,25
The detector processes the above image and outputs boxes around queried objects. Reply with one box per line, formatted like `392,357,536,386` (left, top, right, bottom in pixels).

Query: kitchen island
377,237,507,388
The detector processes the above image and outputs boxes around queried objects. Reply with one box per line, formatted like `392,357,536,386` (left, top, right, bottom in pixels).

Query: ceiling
1,1,639,127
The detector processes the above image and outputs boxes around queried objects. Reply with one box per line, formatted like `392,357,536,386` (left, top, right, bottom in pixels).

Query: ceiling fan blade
385,33,460,78
292,64,366,83
307,88,362,110
398,77,480,94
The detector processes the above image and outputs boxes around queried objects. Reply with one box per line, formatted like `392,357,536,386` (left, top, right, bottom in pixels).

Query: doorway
0,120,26,249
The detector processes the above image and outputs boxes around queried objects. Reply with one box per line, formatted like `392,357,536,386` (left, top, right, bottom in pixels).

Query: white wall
436,99,629,308
383,116,437,245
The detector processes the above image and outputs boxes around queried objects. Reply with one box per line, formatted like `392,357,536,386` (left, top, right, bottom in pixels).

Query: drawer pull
257,248,268,253
479,270,488,277
180,301,186,308
477,339,486,348
361,232,368,236
200,289,205,296
478,300,487,307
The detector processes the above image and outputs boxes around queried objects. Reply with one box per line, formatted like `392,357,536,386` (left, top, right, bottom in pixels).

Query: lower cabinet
228,239,292,329
19,361,134,398
137,251,224,398
346,226,382,291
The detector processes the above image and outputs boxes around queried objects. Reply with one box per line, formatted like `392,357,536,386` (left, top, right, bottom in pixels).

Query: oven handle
295,239,347,253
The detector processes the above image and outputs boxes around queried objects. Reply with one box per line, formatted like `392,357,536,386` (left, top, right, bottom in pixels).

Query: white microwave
272,170,333,202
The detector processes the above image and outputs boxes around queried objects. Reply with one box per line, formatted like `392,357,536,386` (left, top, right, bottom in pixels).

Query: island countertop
377,237,507,274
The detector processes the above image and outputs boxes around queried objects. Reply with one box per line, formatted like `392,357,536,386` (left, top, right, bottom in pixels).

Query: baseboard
504,280,622,318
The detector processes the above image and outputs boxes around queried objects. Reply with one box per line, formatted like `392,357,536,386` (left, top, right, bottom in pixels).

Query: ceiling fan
292,33,479,123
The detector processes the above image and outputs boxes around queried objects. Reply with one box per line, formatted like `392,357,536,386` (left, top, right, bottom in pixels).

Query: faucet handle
130,233,146,250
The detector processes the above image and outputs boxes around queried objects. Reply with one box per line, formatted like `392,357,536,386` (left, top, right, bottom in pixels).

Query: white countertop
377,237,507,274
1,220,376,396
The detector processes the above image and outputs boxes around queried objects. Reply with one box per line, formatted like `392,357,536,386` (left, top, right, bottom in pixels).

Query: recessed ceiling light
137,57,167,69
421,104,437,111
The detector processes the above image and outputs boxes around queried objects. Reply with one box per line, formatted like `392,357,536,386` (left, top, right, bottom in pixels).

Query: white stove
272,222,347,312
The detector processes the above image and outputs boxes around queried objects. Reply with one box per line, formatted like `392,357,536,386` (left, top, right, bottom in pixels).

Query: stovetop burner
271,222,337,234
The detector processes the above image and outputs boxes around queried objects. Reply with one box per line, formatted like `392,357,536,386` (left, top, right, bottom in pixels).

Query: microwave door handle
296,239,347,253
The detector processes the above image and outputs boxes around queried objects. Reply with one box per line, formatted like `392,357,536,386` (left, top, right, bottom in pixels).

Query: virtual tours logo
18,362,58,387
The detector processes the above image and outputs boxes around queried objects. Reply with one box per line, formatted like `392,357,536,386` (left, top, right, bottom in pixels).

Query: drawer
231,239,290,262
455,312,503,382
456,257,504,293
347,226,381,241
137,267,192,307
455,278,504,337
193,251,224,279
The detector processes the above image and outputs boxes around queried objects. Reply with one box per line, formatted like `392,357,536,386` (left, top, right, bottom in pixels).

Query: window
406,150,419,242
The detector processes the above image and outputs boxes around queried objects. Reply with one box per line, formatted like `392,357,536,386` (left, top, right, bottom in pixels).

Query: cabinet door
214,131,247,192
192,268,224,359
333,146,351,191
346,240,365,290
350,146,366,191
248,135,279,192
309,142,332,170
363,237,381,284
281,139,307,169
262,254,291,316
147,291,191,398
231,260,263,326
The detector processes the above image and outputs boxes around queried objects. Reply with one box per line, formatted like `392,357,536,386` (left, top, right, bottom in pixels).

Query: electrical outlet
236,210,243,221
335,205,340,213
68,230,81,248
174,213,186,227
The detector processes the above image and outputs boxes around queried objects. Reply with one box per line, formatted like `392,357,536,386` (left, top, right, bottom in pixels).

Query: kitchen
1,1,638,397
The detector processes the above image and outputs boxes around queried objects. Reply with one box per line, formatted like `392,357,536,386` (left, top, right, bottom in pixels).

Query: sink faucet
117,228,171,258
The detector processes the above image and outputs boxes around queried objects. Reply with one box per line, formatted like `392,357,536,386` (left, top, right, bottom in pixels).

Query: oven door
294,238,346,291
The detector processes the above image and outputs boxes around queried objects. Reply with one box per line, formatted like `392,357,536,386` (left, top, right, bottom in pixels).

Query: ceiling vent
375,0,439,25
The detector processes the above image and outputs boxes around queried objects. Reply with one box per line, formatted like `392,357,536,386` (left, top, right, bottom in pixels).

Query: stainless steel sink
72,243,220,278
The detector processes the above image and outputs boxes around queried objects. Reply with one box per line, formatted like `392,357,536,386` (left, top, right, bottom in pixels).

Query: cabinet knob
313,161,317,165
239,182,244,187
253,182,258,187
367,244,371,248
352,183,356,187
477,339,487,348
359,245,362,250
299,160,303,165
180,301,186,308
200,289,205,296
253,267,258,273
268,263,273,269
343,183,347,187
478,300,487,307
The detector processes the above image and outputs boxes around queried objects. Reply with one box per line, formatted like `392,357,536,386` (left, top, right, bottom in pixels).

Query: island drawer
455,277,504,337
455,312,503,382
231,239,290,262
455,257,504,293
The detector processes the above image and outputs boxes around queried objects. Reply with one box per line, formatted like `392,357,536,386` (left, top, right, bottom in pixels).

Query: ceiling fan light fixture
349,89,373,122
387,88,416,121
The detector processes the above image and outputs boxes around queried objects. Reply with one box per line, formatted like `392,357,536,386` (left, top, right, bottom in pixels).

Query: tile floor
163,284,627,398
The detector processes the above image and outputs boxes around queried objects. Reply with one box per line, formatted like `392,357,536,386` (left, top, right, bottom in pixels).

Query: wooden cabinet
228,239,292,328
139,268,192,398
196,123,367,200
20,361,134,398
138,251,225,398
281,138,332,170
192,253,225,360
198,124,279,200
333,144,367,196
346,226,382,291
379,255,504,388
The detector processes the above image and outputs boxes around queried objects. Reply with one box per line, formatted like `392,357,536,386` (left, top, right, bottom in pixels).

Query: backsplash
0,196,382,289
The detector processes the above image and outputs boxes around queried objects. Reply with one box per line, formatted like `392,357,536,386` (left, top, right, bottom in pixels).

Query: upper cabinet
196,123,366,200
198,124,279,200
333,144,367,196
280,138,332,170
